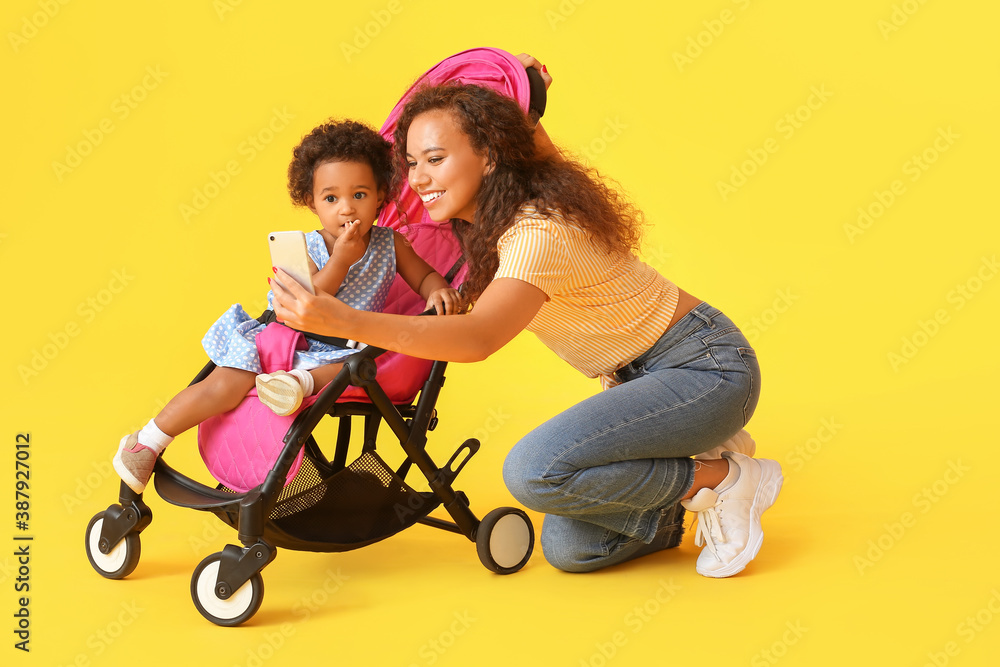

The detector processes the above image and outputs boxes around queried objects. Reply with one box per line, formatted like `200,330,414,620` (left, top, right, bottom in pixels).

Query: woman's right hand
271,269,351,336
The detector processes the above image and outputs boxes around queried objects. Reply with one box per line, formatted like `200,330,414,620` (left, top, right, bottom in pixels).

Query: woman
270,59,782,577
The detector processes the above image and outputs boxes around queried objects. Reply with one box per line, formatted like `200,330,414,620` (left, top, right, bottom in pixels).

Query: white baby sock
288,368,315,396
138,418,174,454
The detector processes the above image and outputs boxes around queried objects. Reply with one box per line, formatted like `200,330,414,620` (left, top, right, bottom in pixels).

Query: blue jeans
502,302,760,572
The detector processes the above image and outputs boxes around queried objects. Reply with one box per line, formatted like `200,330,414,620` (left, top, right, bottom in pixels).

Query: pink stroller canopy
378,47,532,233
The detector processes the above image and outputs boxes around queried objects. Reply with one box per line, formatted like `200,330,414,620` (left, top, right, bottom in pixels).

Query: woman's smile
419,190,445,205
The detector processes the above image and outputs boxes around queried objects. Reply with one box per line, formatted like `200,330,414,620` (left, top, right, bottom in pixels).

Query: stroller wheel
191,553,264,626
476,507,534,574
85,511,141,579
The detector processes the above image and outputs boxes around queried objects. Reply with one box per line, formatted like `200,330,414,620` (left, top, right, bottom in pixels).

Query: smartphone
268,231,315,295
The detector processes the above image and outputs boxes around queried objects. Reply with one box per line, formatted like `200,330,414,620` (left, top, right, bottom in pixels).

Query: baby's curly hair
287,119,397,209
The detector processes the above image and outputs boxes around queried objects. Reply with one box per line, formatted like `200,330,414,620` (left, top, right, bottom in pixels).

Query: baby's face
308,160,384,240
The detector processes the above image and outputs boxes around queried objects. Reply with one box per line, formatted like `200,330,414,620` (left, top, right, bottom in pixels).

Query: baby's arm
393,230,462,315
419,272,463,316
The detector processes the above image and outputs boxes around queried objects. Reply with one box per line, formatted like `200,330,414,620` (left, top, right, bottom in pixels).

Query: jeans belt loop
690,307,714,329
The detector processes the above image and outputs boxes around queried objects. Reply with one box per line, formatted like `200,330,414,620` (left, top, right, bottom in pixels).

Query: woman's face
405,110,490,223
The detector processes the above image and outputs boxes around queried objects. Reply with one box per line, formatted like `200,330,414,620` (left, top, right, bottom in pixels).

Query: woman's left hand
270,269,351,335
515,52,553,90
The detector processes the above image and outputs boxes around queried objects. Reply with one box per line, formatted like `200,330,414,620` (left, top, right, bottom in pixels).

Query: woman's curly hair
392,83,645,305
288,119,398,210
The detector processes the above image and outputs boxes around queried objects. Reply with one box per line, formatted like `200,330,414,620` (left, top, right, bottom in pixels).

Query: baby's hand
426,287,462,315
331,220,368,267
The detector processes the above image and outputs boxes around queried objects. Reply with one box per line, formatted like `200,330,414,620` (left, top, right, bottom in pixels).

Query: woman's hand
515,52,552,90
425,287,463,315
270,269,352,335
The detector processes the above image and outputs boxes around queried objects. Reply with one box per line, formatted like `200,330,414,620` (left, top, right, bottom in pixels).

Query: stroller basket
213,450,439,553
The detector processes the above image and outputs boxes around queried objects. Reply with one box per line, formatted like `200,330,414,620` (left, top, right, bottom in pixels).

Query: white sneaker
681,451,782,578
256,371,304,416
694,428,756,460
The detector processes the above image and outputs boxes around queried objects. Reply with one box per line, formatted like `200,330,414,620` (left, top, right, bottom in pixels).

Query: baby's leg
114,366,256,492
306,363,344,395
155,366,257,436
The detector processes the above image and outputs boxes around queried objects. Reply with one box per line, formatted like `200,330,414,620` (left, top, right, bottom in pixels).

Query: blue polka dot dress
202,226,396,373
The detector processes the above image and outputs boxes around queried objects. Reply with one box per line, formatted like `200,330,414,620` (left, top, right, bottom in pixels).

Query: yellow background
4,0,999,664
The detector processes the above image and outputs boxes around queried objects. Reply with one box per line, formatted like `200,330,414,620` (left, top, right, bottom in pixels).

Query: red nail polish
272,266,277,273
542,65,548,74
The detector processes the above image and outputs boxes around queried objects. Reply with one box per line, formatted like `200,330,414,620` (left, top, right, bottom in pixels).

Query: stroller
85,48,550,626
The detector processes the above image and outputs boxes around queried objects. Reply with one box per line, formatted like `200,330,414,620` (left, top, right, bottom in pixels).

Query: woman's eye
428,156,442,164
406,161,417,169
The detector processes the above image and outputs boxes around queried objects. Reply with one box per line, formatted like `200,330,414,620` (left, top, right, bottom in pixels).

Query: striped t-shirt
494,205,680,388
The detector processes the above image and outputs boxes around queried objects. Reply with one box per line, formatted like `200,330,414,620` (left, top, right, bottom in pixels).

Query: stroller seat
197,217,467,495
180,216,469,555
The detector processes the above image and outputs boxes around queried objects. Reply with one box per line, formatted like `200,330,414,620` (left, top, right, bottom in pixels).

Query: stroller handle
282,306,441,444
525,65,547,124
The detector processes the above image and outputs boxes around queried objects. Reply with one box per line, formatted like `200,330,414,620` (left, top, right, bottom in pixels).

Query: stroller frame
86,319,535,626
86,50,690,626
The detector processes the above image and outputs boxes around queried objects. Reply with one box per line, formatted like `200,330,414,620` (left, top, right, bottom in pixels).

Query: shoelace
683,488,726,559
691,505,725,559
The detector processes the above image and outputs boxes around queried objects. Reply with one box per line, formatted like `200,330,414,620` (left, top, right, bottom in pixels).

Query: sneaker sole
256,374,302,416
112,434,148,494
699,458,783,578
